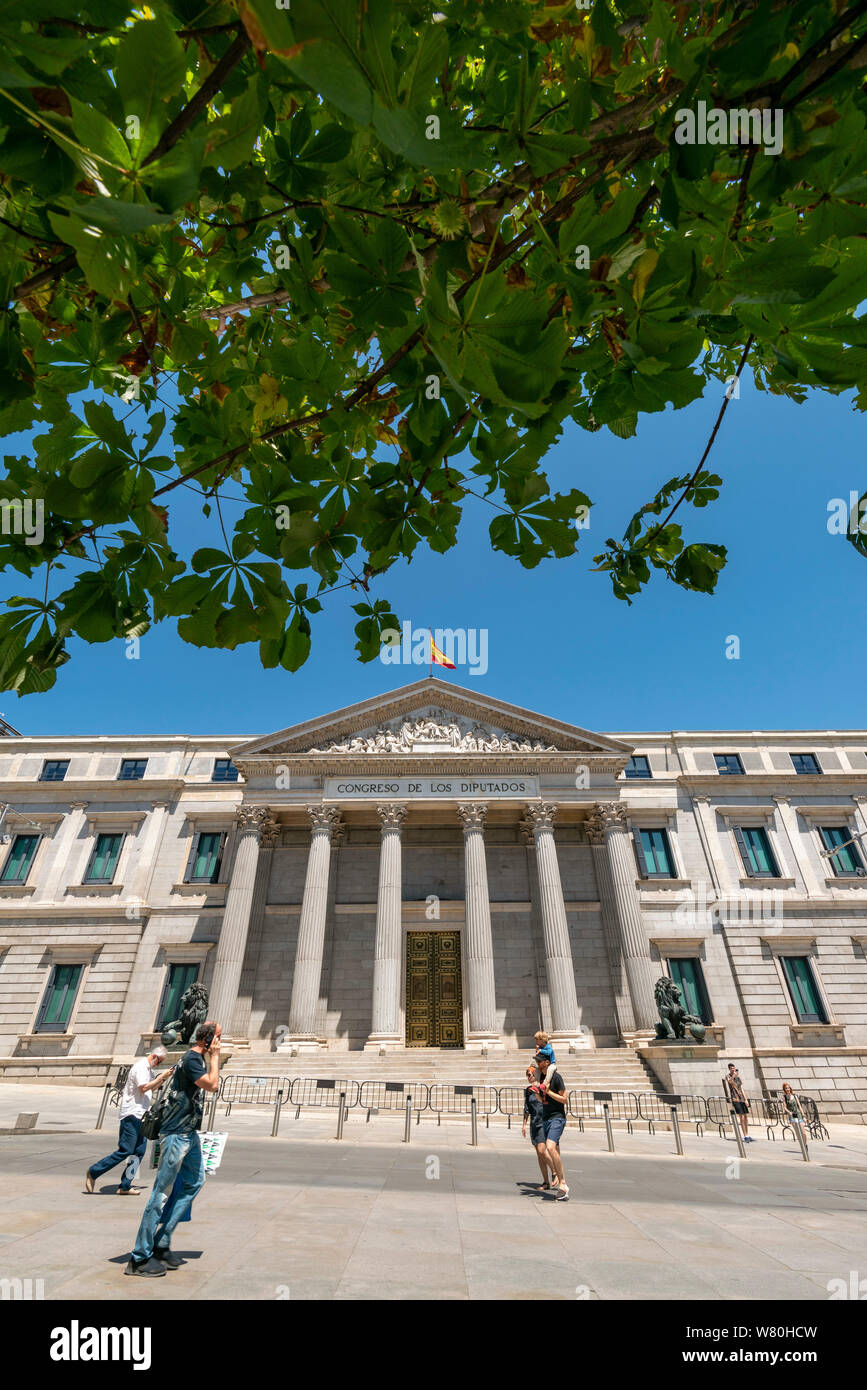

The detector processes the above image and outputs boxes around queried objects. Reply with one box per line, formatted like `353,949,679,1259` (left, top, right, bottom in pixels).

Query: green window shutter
669,958,712,1023
1,833,40,883
737,826,778,876
189,832,222,882
86,833,123,883
158,963,199,1029
782,957,827,1024
632,826,648,877
820,826,862,876
638,828,674,877
37,964,82,1032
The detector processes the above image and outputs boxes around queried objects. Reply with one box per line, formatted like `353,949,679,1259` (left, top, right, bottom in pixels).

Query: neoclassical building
0,678,866,1120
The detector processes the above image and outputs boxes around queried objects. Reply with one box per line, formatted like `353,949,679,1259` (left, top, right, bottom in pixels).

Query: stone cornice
235,754,626,777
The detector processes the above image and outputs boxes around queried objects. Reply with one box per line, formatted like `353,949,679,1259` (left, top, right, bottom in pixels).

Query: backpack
140,1065,179,1141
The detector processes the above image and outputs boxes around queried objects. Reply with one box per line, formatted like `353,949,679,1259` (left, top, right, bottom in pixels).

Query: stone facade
0,679,866,1120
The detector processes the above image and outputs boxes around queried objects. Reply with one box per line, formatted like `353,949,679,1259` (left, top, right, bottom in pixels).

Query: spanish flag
430,630,456,669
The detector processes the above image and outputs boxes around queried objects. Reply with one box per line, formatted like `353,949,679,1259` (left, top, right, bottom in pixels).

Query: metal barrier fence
428,1084,499,1126
109,1065,130,1107
220,1074,292,1116
358,1081,429,1122
497,1087,528,1129
568,1090,639,1133
637,1092,708,1136
289,1077,361,1118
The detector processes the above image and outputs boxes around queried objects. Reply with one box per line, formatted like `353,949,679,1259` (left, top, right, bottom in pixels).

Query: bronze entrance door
405,930,464,1047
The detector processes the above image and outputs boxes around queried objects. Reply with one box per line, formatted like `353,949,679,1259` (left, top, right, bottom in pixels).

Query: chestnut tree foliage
0,0,866,692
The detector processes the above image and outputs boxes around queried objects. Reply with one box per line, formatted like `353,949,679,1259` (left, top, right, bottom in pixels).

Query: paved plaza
0,1085,866,1301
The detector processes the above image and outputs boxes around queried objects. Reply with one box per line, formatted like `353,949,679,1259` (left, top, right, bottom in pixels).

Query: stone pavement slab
1,1081,866,1301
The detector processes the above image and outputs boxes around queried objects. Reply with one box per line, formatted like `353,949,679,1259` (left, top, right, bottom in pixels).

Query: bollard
670,1105,684,1156
95,1083,112,1131
793,1120,810,1162
470,1096,478,1147
206,1093,218,1132
272,1087,284,1137
602,1102,615,1153
336,1089,346,1140
731,1109,747,1158
13,1113,38,1133
403,1093,412,1143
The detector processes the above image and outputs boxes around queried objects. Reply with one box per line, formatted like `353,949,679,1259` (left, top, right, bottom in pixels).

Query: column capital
692,794,711,805
306,804,343,835
586,801,628,842
773,793,790,806
457,802,487,832
853,794,867,804
521,802,559,836
376,803,407,832
68,801,89,812
236,805,270,833
260,814,282,848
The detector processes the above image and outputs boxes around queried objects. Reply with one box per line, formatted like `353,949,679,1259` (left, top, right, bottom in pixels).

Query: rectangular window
35,963,83,1033
668,958,712,1024
791,753,821,775
634,827,675,878
0,833,40,884
624,755,651,780
40,760,69,782
212,759,239,783
735,825,779,877
157,963,199,1031
118,758,148,781
187,831,224,883
781,956,828,1025
820,825,865,877
84,832,124,884
714,753,744,775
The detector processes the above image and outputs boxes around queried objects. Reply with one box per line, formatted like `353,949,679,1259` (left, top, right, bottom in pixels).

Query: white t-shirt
120,1057,156,1120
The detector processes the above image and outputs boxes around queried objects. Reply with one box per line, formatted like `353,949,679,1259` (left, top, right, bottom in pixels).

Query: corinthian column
284,805,342,1052
365,804,407,1051
521,803,584,1048
209,806,269,1034
458,804,503,1052
589,801,657,1032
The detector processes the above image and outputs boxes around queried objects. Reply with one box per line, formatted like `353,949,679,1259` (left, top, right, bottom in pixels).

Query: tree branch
141,30,252,169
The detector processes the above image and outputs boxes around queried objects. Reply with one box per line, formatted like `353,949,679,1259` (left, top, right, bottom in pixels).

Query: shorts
732,1101,748,1115
544,1112,566,1145
529,1120,546,1145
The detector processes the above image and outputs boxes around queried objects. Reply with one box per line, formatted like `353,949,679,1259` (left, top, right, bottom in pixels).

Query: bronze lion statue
161,982,209,1048
653,976,706,1043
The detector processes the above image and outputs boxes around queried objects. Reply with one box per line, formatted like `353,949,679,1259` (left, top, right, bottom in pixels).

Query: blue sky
2,377,864,738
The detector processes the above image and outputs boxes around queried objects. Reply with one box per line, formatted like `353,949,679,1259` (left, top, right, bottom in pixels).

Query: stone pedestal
638,1043,723,1099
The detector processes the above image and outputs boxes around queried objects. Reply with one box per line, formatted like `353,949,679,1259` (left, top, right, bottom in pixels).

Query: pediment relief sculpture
306,710,558,754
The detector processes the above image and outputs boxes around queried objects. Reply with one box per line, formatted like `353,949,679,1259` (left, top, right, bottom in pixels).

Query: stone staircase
224,1046,664,1094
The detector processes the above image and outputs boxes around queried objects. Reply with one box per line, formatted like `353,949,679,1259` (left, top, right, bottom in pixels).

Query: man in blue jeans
86,1047,171,1195
125,1020,222,1278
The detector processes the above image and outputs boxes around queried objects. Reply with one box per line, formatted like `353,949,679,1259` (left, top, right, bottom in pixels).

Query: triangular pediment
230,679,633,765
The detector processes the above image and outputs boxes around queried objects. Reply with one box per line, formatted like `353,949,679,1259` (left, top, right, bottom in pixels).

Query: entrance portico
206,679,655,1055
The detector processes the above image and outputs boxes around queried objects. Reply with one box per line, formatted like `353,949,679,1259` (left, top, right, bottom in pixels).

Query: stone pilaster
521,803,585,1049
208,805,269,1034
589,801,657,1033
283,805,342,1052
365,804,407,1051
457,803,503,1052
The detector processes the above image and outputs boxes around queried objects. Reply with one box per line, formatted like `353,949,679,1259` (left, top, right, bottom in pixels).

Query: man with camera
125,1020,222,1278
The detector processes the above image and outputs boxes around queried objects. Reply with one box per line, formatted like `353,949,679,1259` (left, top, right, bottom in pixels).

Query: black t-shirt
524,1084,545,1125
542,1071,566,1118
162,1049,208,1135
